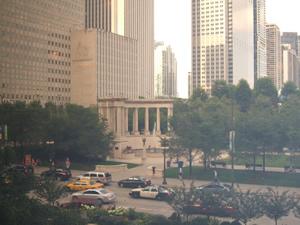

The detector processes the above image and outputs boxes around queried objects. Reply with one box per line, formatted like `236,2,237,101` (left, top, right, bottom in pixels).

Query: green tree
254,77,278,107
211,80,230,99
230,189,264,225
235,95,282,175
35,177,69,206
165,181,202,221
280,95,300,156
263,187,298,225
235,79,252,112
280,81,298,101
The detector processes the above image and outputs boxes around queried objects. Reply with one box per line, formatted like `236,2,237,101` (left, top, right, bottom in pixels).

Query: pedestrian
179,167,183,180
66,157,70,168
31,158,36,167
36,158,41,167
214,170,218,181
152,166,156,178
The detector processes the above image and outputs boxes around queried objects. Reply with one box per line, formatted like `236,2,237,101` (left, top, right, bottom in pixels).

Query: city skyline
155,0,300,98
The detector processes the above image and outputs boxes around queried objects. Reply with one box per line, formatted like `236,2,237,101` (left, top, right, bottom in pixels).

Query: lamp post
142,134,147,163
0,94,4,104
46,141,55,169
161,138,168,185
218,85,234,188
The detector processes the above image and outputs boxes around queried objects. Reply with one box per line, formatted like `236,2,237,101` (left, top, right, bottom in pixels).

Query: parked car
41,167,72,181
196,181,232,194
60,198,103,209
65,180,104,191
76,171,112,185
72,188,116,204
185,200,236,217
8,165,34,173
118,176,151,188
129,185,171,201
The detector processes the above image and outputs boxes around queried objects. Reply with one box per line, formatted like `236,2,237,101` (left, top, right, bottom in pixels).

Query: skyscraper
191,0,254,96
266,24,282,90
0,0,84,105
253,0,267,80
282,44,299,87
281,32,299,56
77,0,154,101
154,42,177,98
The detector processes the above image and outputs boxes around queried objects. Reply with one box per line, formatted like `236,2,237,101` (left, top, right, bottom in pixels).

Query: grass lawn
166,166,300,188
218,154,300,168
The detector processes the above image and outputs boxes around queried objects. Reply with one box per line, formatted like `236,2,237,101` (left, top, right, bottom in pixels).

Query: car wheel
156,195,162,201
119,183,124,188
97,198,104,204
57,176,62,181
137,185,142,188
72,196,78,200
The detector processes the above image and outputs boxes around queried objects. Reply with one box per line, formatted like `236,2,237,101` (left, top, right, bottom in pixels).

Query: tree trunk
203,154,207,170
253,154,256,179
263,151,266,172
189,149,192,175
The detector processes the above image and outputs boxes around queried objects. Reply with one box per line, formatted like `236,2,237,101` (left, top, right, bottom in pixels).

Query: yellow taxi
65,180,104,191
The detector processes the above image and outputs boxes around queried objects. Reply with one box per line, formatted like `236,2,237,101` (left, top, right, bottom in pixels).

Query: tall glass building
191,0,254,96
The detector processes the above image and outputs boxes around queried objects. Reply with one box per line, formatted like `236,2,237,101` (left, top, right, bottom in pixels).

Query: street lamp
218,85,235,188
161,137,168,185
46,141,55,169
141,132,147,163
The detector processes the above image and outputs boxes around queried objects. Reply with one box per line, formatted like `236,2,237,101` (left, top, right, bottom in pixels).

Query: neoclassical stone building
98,97,174,158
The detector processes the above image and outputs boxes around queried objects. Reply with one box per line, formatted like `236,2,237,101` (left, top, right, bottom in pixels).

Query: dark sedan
118,176,151,188
8,165,34,173
41,167,72,181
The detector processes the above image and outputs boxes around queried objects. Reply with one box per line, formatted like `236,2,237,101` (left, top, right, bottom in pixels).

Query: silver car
72,188,116,204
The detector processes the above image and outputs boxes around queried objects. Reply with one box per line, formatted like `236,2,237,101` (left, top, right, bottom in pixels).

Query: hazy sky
155,0,300,98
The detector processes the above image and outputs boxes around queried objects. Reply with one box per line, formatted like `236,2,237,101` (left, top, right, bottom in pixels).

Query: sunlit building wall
0,0,84,105
254,0,267,80
84,0,154,99
266,24,282,90
154,42,177,98
282,44,299,88
191,0,254,96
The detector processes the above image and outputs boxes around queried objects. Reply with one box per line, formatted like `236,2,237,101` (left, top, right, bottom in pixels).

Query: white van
76,171,112,185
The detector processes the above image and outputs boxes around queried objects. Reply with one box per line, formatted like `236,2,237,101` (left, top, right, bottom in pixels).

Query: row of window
0,93,70,101
47,77,70,84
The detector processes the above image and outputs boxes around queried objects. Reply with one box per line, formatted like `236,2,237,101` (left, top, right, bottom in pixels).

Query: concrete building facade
84,0,154,100
154,42,178,98
266,24,282,90
253,0,267,81
0,0,84,105
191,0,254,96
282,44,299,87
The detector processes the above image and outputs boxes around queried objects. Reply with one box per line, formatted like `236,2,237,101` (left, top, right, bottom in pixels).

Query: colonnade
98,97,174,137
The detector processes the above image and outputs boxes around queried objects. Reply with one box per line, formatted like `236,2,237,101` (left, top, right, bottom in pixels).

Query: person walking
66,157,70,168
179,167,183,180
152,166,156,178
36,158,41,167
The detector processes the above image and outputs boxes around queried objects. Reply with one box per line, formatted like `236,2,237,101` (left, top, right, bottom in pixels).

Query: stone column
156,107,161,135
125,107,130,135
167,107,173,131
144,107,150,135
116,106,122,135
133,107,140,135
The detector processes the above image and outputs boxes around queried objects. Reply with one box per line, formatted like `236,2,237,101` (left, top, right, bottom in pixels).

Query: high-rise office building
282,44,299,87
0,0,84,105
281,32,299,56
266,24,282,90
191,0,254,96
74,0,154,102
154,42,177,98
253,0,267,81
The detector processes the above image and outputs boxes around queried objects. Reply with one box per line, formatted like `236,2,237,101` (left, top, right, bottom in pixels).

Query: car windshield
90,181,96,185
99,189,108,194
137,177,145,181
157,186,167,191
